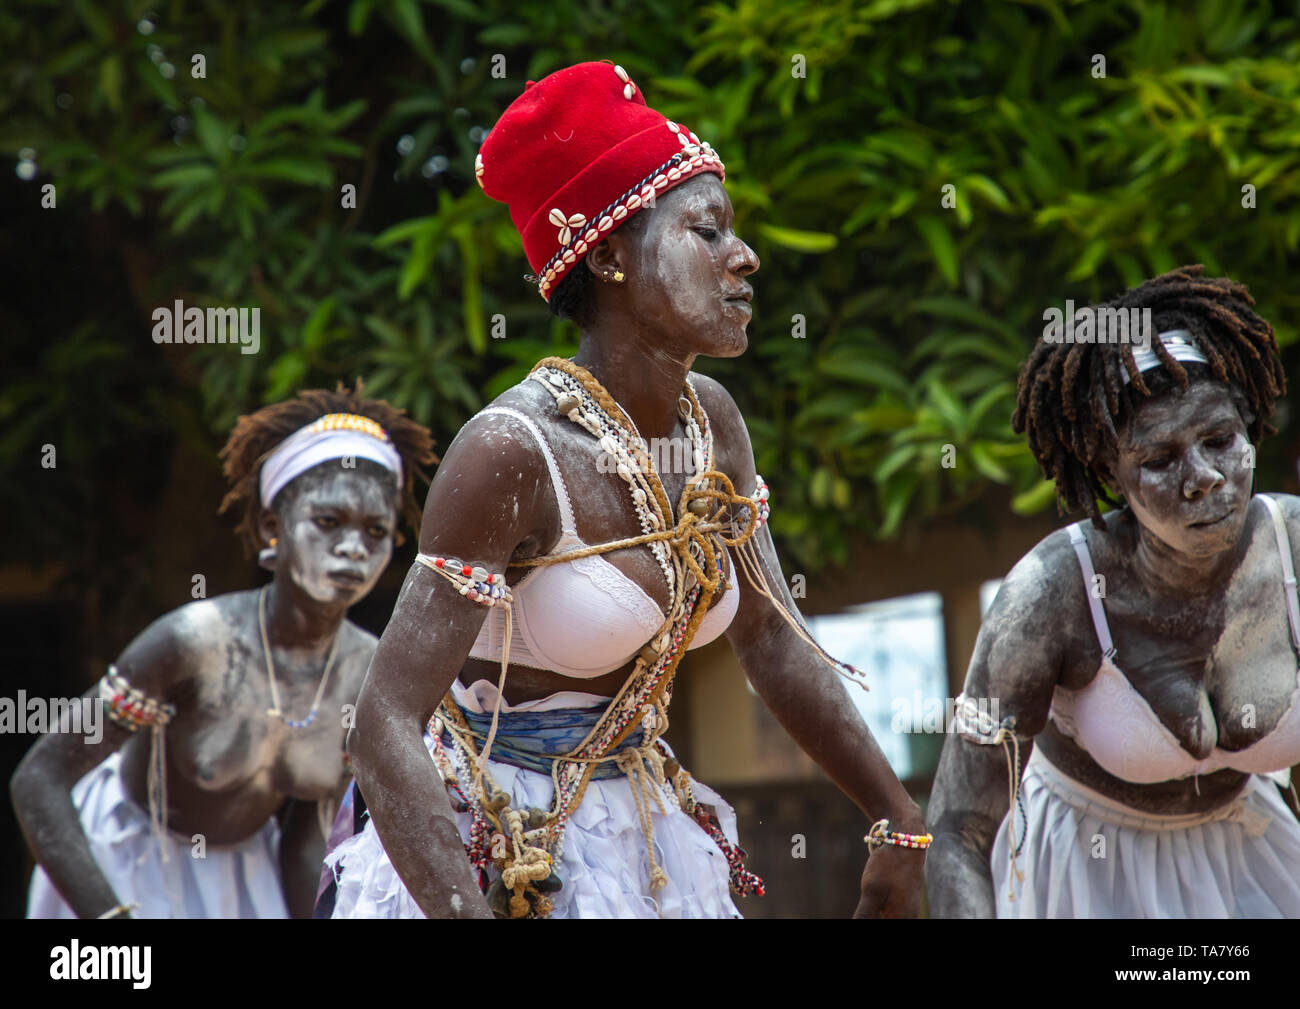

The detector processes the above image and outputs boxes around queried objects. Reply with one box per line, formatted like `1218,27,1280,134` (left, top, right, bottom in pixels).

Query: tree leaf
755,223,838,253
914,216,959,287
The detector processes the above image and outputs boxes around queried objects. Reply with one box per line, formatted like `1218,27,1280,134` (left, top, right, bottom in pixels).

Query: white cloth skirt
992,747,1300,918
27,751,288,919
324,731,743,919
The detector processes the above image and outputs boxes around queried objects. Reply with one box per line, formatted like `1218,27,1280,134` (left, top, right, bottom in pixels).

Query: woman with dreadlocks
926,266,1300,918
14,386,435,918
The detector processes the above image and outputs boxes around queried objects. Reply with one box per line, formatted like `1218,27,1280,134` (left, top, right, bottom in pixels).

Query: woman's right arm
347,411,554,919
925,532,1074,918
11,613,189,918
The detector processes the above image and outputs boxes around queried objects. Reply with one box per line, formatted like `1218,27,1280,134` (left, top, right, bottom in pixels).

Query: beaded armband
864,819,933,851
751,477,770,526
415,554,513,607
100,667,176,732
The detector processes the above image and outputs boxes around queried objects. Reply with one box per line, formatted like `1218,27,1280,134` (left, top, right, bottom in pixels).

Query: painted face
272,462,396,604
1109,380,1254,557
621,173,759,357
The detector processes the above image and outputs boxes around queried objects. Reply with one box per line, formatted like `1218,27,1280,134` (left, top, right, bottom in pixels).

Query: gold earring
613,270,625,283
270,537,278,547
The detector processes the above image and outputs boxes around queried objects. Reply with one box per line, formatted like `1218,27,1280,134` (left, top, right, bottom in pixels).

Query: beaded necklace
259,585,341,729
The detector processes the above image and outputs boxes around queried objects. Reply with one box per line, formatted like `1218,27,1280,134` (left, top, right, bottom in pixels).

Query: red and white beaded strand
413,554,512,607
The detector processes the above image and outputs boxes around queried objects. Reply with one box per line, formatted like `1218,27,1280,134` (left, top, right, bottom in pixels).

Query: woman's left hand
853,844,926,918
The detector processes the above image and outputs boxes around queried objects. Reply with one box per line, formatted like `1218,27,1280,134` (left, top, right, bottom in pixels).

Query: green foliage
5,0,1300,572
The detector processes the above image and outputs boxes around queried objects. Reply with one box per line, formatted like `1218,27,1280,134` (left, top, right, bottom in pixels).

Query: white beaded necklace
530,365,711,600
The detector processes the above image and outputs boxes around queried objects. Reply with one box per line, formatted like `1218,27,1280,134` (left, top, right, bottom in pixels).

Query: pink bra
466,406,738,679
1049,495,1300,783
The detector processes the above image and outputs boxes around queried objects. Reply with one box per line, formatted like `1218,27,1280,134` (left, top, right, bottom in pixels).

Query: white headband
1121,329,1208,385
258,413,403,508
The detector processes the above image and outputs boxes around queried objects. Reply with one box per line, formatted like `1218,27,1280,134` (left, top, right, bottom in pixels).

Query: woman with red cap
320,61,927,919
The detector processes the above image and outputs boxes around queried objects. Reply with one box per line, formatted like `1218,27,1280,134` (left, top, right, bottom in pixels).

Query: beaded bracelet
100,668,176,732
864,819,933,851
414,554,513,607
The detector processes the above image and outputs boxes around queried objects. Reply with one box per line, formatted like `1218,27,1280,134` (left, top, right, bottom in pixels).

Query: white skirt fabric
324,731,744,919
27,751,288,919
992,747,1300,918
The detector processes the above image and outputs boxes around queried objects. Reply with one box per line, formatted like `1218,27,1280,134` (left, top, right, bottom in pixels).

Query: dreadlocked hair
1011,265,1285,530
218,381,437,556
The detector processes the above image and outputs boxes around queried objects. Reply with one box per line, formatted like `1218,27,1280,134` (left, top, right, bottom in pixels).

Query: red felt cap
475,61,726,301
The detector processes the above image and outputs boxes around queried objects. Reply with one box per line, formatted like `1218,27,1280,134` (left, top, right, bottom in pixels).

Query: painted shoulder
688,370,740,426
111,591,253,685
1262,491,1300,526
434,378,554,473
1257,492,1300,567
688,371,754,480
988,521,1090,638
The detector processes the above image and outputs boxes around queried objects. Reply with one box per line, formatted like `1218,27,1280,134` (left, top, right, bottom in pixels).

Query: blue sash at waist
449,704,646,780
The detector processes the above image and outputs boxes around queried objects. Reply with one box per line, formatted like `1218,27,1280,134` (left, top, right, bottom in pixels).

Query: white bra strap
477,406,577,535
1258,495,1300,652
1066,522,1116,660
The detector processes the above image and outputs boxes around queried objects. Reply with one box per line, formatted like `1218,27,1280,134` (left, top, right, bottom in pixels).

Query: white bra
464,406,739,679
1050,495,1300,783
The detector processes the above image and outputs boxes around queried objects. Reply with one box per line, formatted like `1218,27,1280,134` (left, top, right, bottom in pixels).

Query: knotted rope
499,807,553,918
993,726,1026,902
615,745,671,892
